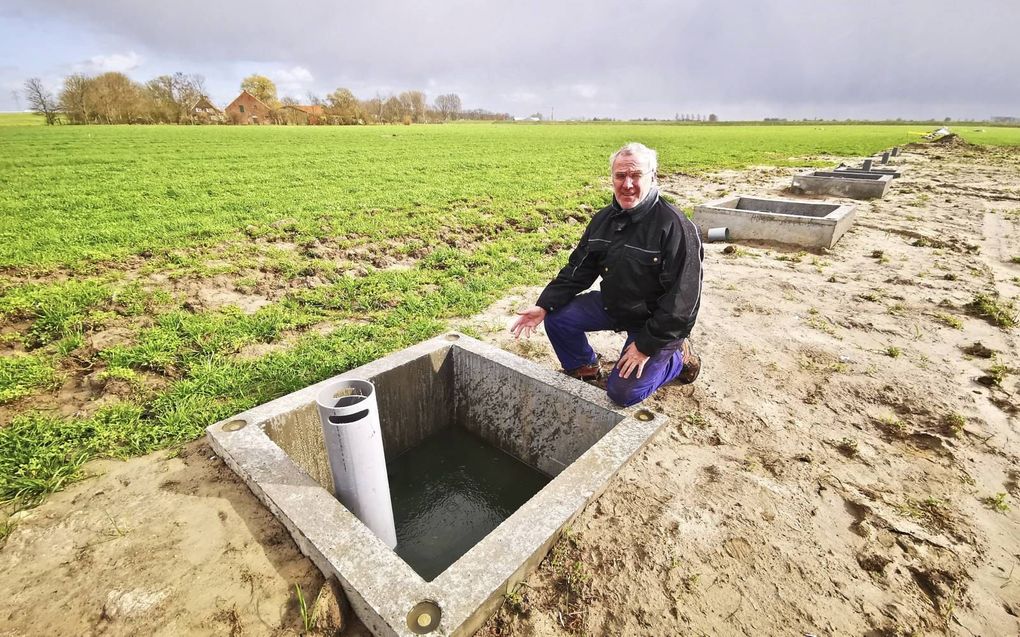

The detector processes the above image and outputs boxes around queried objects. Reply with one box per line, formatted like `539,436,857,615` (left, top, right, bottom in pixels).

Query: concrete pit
207,333,666,636
693,195,857,249
791,169,893,199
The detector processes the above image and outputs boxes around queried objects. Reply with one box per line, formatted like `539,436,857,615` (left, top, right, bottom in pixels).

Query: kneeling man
511,142,703,406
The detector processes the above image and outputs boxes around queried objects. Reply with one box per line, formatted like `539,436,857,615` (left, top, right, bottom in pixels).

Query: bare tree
89,72,146,123
146,72,206,123
434,93,462,120
326,87,360,124
24,78,59,124
59,74,93,124
359,95,383,124
398,90,427,123
381,95,403,123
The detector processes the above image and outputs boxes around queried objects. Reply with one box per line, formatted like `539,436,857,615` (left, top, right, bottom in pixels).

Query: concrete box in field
693,195,857,249
791,170,893,199
206,333,667,637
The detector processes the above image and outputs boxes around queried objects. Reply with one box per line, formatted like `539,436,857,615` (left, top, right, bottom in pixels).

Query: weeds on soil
836,437,860,458
934,313,964,330
942,412,966,438
294,584,313,633
964,292,1018,329
876,414,908,437
981,493,1010,514
897,496,955,533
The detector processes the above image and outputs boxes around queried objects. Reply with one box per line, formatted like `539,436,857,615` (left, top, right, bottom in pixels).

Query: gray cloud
3,0,1019,118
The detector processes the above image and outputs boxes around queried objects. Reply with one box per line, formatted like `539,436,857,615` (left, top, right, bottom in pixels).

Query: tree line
23,72,510,125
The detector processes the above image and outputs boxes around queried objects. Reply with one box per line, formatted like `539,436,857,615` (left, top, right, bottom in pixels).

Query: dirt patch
658,164,808,209
476,142,1020,636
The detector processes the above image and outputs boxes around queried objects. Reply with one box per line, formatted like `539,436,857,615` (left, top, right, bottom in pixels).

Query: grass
294,584,313,632
897,496,954,532
1,122,1019,510
0,123,932,270
0,354,59,404
981,493,1010,514
836,437,859,458
982,363,1010,387
942,412,966,437
503,583,529,614
964,292,1018,329
934,313,964,330
877,414,908,436
0,517,13,548
684,412,708,429
0,113,44,126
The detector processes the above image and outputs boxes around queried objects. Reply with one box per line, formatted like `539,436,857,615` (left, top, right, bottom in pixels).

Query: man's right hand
511,305,547,339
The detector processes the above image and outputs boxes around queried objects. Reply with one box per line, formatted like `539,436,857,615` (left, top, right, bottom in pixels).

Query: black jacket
537,189,703,356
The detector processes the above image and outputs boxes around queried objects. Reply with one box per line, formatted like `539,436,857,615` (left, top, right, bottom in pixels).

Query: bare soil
2,142,1018,636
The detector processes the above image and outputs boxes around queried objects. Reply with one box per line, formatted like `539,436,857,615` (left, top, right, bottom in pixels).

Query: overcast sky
1,0,1017,120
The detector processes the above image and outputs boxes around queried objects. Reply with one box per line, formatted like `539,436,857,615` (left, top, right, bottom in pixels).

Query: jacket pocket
622,244,662,266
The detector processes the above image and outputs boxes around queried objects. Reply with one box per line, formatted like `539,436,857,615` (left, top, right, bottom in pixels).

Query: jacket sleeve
634,216,703,355
536,222,602,313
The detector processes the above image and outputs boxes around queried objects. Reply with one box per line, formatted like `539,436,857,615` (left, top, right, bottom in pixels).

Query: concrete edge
207,331,666,636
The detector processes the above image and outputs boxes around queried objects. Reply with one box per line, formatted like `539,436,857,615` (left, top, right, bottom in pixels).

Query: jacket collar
611,186,660,225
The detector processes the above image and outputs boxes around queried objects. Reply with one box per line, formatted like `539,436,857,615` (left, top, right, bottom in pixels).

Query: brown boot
676,339,701,384
563,355,603,381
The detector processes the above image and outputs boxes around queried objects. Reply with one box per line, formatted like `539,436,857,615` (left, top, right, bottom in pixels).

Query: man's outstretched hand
616,342,650,379
511,305,547,339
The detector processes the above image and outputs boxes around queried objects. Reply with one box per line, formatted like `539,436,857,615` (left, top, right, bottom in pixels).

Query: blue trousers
543,291,685,407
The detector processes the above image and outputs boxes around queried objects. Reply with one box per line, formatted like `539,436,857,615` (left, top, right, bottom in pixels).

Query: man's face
612,154,654,210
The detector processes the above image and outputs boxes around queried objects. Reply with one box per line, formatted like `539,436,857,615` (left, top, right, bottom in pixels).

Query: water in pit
387,426,551,581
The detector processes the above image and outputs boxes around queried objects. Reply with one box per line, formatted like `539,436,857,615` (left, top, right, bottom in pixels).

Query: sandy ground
1,140,1018,636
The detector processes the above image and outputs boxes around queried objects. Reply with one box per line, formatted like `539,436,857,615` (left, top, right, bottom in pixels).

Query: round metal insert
222,419,248,432
406,600,441,634
444,333,461,341
634,409,654,422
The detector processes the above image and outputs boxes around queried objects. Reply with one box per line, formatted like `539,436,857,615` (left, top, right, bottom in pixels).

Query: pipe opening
334,394,366,408
407,600,441,634
635,409,654,422
328,410,369,424
222,419,247,432
444,333,460,341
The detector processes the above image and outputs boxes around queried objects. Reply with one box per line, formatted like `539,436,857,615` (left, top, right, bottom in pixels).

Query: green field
2,120,1019,509
0,113,43,127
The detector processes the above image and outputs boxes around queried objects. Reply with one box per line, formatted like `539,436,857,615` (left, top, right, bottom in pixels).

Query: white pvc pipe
316,379,398,549
707,227,730,242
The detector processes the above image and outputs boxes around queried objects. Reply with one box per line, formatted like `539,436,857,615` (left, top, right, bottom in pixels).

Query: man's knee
606,375,651,407
543,308,566,331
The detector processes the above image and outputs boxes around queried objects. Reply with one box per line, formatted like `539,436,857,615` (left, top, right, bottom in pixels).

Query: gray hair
609,142,658,175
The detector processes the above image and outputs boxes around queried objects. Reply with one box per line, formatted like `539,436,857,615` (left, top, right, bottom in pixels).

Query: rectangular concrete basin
693,195,857,249
791,170,893,199
207,333,666,636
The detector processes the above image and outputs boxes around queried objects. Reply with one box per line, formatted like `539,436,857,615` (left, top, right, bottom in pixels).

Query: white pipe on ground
316,379,398,549
707,227,730,242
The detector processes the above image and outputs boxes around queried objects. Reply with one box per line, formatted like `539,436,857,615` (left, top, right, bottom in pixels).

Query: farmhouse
224,90,273,125
190,95,223,123
281,103,324,125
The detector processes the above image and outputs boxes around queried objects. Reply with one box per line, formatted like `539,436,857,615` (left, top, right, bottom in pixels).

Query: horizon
2,1,1018,121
